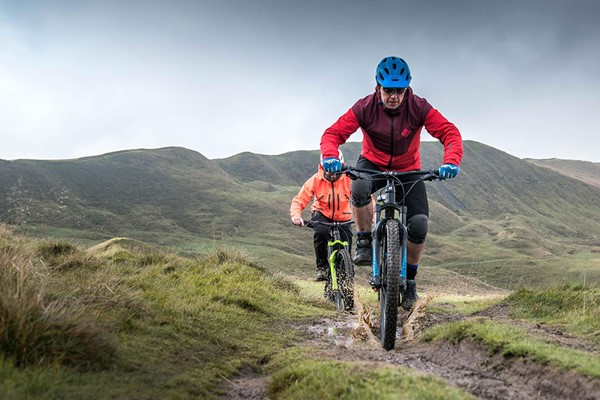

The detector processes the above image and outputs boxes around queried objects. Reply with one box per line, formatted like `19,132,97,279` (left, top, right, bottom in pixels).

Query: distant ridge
526,158,600,189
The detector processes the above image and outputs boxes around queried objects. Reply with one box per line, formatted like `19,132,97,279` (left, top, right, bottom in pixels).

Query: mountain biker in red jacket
320,56,463,310
290,151,353,282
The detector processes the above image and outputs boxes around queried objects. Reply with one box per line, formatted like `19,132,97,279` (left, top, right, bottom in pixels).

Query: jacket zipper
388,114,395,170
330,181,336,220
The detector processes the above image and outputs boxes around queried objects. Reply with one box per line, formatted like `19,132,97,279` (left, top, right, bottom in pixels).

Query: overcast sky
1,0,599,162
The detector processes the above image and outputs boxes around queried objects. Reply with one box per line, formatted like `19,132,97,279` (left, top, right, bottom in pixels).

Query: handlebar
341,166,444,183
305,220,354,229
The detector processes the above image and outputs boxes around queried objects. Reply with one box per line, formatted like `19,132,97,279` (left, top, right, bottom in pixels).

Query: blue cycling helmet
376,56,411,88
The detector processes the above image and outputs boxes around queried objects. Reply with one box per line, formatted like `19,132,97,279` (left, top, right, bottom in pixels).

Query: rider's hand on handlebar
438,163,460,179
291,216,304,226
321,157,342,173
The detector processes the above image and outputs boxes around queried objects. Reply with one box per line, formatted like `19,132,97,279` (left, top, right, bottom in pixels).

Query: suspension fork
327,228,347,291
399,206,408,289
372,203,408,283
371,203,383,280
371,202,400,277
372,179,395,280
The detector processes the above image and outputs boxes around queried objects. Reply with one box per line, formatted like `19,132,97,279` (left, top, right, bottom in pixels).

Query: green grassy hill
527,158,600,189
1,142,599,288
217,141,600,238
1,147,291,244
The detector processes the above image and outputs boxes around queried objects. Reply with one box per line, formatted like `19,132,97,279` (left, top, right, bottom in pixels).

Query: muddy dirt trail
222,293,600,400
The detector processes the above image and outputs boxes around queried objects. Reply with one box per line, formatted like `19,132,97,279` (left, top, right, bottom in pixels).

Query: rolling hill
216,141,600,239
526,158,600,189
1,141,599,288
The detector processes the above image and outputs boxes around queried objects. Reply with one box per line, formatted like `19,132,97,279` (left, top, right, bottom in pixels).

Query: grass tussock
422,317,600,378
0,228,325,399
267,357,474,400
35,239,102,272
0,252,116,369
36,240,78,259
200,246,260,269
421,286,600,379
507,285,600,342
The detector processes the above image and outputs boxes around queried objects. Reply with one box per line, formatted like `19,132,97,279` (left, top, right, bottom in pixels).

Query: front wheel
380,219,401,350
335,249,354,312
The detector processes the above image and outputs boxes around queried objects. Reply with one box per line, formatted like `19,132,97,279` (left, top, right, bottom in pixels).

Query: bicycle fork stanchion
399,205,408,290
371,202,382,290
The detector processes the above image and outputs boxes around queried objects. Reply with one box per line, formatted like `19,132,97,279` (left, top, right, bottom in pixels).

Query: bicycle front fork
370,206,383,288
370,205,408,289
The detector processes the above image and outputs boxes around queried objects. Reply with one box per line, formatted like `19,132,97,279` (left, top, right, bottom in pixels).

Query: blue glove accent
321,157,342,173
438,163,460,178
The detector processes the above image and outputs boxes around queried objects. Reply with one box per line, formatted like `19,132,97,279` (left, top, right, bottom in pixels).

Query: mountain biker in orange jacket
320,56,463,310
290,151,353,281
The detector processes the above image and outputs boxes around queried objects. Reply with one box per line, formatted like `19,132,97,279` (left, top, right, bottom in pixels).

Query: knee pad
407,214,428,244
351,195,372,208
350,178,372,207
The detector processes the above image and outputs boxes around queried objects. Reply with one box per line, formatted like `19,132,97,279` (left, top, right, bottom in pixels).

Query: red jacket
321,88,463,171
290,165,352,222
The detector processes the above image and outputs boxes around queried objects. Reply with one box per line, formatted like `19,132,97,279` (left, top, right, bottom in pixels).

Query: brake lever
343,168,361,181
426,170,446,181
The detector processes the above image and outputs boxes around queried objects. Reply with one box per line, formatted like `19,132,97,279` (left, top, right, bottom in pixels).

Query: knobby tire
381,219,401,350
335,249,354,312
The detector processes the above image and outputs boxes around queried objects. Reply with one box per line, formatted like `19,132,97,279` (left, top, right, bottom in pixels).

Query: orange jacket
290,165,352,221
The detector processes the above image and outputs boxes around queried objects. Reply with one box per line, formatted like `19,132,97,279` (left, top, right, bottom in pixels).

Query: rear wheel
380,220,401,350
335,249,354,312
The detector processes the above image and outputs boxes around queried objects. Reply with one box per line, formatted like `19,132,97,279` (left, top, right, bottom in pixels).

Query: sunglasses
381,87,406,95
324,171,342,181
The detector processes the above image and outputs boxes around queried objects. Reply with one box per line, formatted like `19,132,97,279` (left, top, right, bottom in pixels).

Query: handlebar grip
420,169,443,181
342,167,361,180
431,169,445,180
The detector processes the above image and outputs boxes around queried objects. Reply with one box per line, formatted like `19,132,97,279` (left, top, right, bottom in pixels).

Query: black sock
407,263,418,280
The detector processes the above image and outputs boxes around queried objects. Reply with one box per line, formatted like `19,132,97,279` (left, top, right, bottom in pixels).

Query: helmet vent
375,56,412,87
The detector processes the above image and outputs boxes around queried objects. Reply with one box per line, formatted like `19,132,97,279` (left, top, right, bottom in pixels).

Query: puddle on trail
305,315,360,348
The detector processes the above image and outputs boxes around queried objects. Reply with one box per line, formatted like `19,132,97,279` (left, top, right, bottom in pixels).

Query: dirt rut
221,293,600,400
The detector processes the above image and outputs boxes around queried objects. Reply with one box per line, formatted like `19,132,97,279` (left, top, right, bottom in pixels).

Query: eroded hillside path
222,292,600,400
